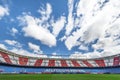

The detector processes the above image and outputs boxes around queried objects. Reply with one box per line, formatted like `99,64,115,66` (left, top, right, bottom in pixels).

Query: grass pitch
0,74,120,80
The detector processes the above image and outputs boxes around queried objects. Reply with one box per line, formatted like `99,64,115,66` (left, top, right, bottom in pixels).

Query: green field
0,74,120,80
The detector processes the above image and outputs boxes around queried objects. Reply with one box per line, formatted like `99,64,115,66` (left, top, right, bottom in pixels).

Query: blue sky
0,0,120,59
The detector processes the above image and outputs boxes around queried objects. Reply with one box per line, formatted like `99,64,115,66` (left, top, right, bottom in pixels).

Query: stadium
0,0,120,80
0,47,120,80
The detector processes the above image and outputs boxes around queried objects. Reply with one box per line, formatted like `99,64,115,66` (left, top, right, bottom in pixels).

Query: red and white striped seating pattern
0,51,120,67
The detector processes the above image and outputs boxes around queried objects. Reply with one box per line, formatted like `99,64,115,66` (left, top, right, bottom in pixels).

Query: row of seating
0,51,120,67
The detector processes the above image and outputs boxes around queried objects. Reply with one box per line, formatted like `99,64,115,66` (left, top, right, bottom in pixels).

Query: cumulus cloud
0,43,47,58
0,43,7,49
65,30,82,50
15,0,120,58
52,16,66,37
38,3,52,21
5,40,17,46
69,52,88,59
4,40,22,48
65,0,74,35
65,34,78,50
18,3,58,47
10,48,47,58
28,42,42,53
79,45,88,51
70,49,120,59
65,0,120,51
65,0,120,58
11,28,18,36
50,52,62,58
19,15,56,47
0,5,9,19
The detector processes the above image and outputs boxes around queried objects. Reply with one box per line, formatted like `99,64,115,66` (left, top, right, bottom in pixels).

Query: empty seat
71,60,80,67
55,60,61,67
60,60,68,67
34,59,43,67
41,59,49,66
0,52,12,64
82,60,93,67
113,56,120,66
94,59,106,67
19,57,28,66
48,59,55,67
28,58,36,66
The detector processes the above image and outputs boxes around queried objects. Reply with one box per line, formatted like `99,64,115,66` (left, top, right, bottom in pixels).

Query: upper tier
0,48,120,68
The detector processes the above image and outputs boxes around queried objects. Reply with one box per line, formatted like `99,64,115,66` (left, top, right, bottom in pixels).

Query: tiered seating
0,49,120,68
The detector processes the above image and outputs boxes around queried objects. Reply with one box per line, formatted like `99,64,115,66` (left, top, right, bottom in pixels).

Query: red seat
82,60,93,67
71,60,80,67
60,60,68,67
113,56,119,66
48,60,55,67
95,59,105,67
0,52,12,64
19,57,28,66
34,59,43,67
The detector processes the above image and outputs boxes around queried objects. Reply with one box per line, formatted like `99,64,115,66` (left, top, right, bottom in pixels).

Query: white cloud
65,35,78,50
15,0,120,58
5,40,17,46
79,45,88,51
50,52,62,58
52,16,66,37
69,51,102,59
17,3,57,47
92,18,120,54
0,43,47,58
19,15,56,47
69,52,87,59
70,48,120,59
52,52,57,55
60,36,67,42
4,40,22,48
10,48,32,55
65,0,74,35
38,3,52,21
28,42,42,53
0,43,7,49
0,5,9,19
11,28,18,36
10,48,47,58
64,0,120,54
65,30,80,50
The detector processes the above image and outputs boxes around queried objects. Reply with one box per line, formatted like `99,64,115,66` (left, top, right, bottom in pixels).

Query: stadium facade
0,48,120,74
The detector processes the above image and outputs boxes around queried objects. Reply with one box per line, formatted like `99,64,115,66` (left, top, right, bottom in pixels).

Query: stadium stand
0,48,120,68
